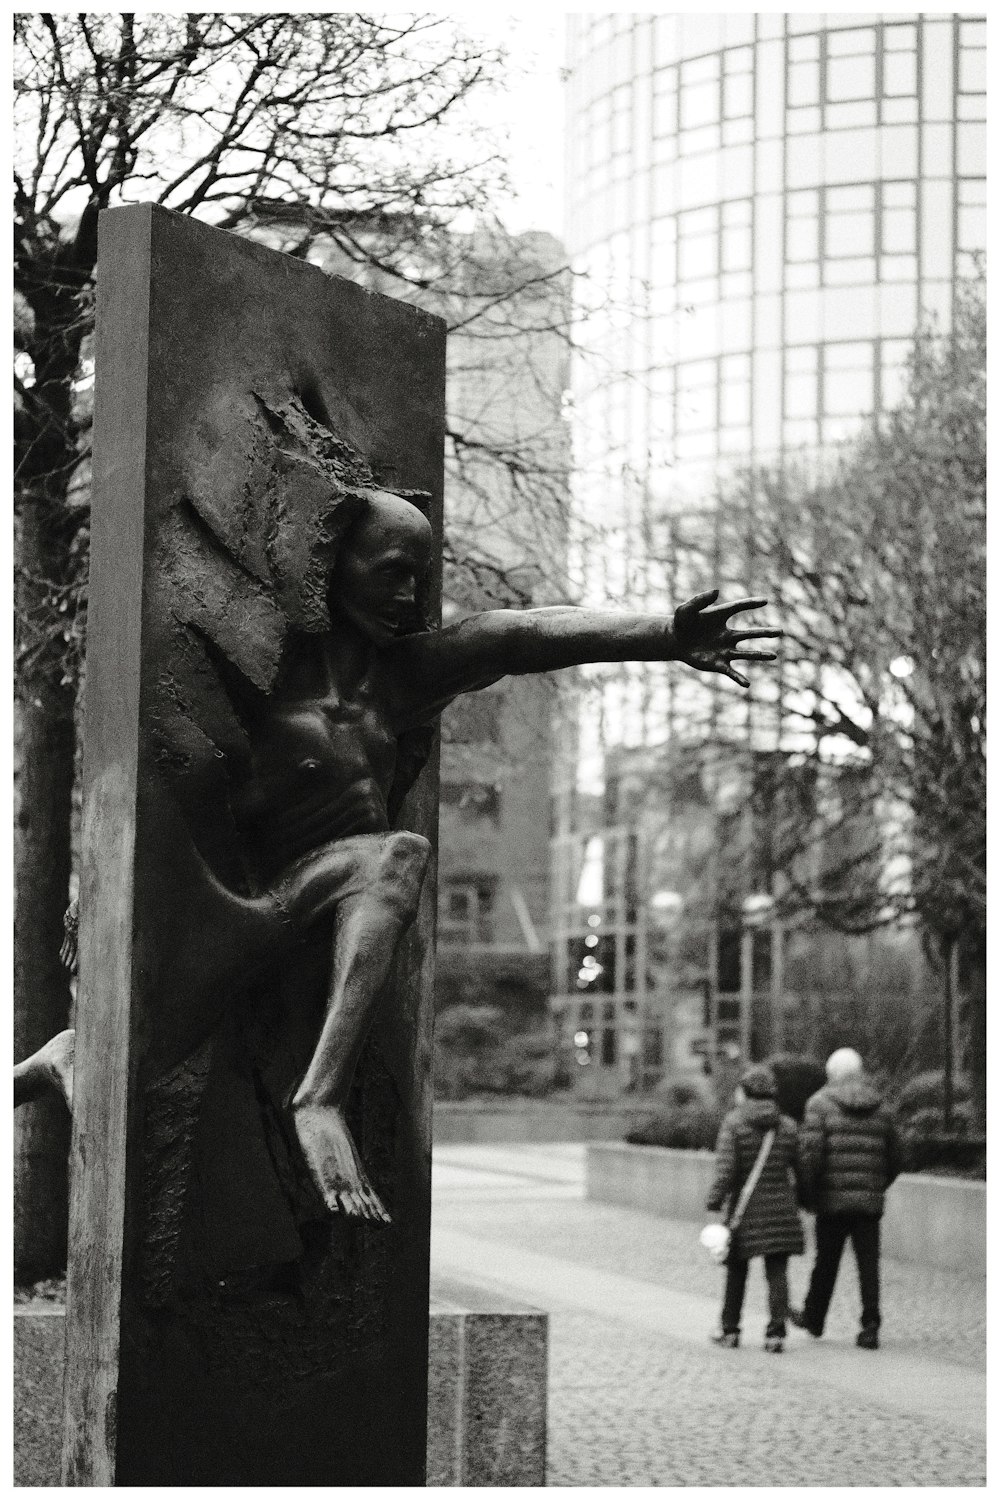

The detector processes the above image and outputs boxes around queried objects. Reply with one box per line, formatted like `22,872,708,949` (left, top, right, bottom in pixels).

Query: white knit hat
826,1047,863,1082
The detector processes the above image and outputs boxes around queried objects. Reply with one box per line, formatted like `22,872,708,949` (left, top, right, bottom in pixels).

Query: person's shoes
710,1331,740,1348
764,1337,784,1353
789,1307,822,1337
856,1327,880,1350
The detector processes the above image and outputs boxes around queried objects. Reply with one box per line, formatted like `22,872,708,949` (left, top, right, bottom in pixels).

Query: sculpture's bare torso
239,648,402,864
16,487,779,1227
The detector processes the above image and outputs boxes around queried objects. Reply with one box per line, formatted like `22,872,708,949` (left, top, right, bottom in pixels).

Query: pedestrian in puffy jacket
792,1047,905,1350
706,1062,804,1353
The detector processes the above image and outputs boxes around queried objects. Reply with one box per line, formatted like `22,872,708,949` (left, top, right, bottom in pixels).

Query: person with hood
792,1047,905,1350
706,1062,804,1353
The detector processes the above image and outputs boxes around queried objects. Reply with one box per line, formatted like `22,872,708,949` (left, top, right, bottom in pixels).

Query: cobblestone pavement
431,1144,986,1488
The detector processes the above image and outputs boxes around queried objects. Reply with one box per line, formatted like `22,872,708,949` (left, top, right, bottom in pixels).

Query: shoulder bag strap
729,1129,776,1231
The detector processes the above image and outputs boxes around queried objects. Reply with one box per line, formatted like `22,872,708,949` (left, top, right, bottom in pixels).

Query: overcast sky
461,13,567,239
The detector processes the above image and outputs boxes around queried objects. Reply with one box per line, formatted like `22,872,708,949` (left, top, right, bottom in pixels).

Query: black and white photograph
13,7,986,1487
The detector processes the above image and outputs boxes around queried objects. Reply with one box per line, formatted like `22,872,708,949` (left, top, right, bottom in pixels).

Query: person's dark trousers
803,1213,881,1334
722,1253,790,1338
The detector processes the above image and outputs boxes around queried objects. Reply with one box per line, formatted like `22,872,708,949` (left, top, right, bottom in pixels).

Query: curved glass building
553,13,986,1092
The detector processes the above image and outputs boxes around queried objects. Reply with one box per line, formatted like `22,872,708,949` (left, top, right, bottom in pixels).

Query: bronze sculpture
21,483,777,1228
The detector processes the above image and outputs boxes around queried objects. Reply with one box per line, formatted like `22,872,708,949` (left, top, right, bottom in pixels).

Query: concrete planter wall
433,1099,650,1145
586,1144,986,1277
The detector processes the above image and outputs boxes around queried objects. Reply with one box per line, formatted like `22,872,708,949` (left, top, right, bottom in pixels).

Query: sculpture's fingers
699,595,768,619
730,627,782,641
676,589,719,620
725,665,751,688
731,650,778,663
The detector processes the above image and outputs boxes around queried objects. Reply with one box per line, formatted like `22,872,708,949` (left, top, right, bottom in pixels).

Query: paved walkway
430,1144,986,1487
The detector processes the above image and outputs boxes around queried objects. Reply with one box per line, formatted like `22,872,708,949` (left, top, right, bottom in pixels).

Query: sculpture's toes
358,1183,390,1224
338,1188,362,1218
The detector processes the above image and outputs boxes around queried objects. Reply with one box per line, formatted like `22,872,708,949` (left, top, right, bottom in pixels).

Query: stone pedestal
18,1288,549,1487
428,1279,549,1486
63,205,445,1485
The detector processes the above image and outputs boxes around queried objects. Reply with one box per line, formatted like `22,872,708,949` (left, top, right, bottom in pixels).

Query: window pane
722,197,752,227
959,178,987,208
825,341,871,370
882,179,916,207
785,260,820,289
827,53,876,102
654,90,676,137
826,209,875,258
959,44,986,94
958,204,987,254
827,27,875,58
883,50,917,97
826,183,874,212
825,100,877,130
881,206,916,254
825,256,876,286
785,345,818,373
681,79,720,130
787,188,820,218
788,33,820,61
824,368,873,416
882,96,918,125
722,224,752,271
786,217,818,262
724,72,753,120
788,105,823,136
784,371,817,418
720,380,750,428
679,233,717,281
879,253,918,284
683,53,720,85
957,123,986,177
788,59,820,108
883,24,916,52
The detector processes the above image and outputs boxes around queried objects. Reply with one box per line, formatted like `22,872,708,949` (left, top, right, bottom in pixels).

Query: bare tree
712,276,986,1123
13,11,560,1278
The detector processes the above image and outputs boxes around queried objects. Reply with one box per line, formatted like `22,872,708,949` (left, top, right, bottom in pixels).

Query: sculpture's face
334,490,432,645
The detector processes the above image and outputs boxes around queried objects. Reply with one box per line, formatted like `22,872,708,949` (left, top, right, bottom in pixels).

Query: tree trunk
14,500,76,1283
962,932,986,1135
940,933,954,1133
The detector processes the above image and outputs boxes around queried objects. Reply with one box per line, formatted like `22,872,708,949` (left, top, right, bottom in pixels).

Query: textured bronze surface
63,205,445,1486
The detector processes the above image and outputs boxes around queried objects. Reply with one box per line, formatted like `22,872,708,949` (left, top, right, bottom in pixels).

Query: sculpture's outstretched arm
391,589,779,720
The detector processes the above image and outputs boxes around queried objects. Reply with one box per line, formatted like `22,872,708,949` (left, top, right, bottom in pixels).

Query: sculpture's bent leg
284,831,431,1222
14,1029,76,1111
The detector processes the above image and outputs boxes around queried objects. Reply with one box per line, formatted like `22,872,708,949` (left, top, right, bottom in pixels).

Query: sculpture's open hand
673,590,780,689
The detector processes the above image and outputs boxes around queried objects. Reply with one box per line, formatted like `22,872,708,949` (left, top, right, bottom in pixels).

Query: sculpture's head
333,488,433,645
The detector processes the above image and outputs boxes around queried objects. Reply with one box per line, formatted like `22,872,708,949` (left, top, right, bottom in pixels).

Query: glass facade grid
560,12,985,1082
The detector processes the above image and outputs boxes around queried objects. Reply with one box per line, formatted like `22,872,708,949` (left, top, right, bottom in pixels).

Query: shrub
626,1101,723,1150
894,1069,972,1119
433,1005,558,1100
903,1131,985,1178
903,1102,972,1138
653,1073,717,1110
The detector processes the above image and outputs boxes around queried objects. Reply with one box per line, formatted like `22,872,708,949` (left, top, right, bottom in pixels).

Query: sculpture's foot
292,1101,391,1223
